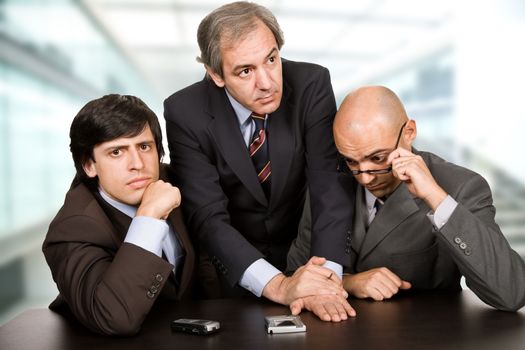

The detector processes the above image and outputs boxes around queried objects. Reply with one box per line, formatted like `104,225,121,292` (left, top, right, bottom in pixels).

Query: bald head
335,86,408,140
334,86,414,198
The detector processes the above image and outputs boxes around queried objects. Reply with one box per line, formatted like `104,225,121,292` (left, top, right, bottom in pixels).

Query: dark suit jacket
42,181,195,335
164,59,353,288
288,150,525,311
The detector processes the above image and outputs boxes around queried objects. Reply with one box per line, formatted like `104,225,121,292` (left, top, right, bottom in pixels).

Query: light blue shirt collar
225,88,252,128
99,188,137,218
364,188,381,212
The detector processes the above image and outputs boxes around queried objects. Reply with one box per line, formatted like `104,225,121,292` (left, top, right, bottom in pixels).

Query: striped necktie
249,113,271,197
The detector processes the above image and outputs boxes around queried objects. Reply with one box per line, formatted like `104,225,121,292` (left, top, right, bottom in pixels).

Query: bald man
288,86,525,311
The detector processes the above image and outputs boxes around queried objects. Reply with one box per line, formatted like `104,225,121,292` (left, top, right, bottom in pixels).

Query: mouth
127,176,151,190
366,183,384,191
257,93,276,104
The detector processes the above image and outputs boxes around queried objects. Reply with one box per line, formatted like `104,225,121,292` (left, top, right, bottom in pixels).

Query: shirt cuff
426,195,458,230
239,259,281,297
323,260,343,279
124,216,169,257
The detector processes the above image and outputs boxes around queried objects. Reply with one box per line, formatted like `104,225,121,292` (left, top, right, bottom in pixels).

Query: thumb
400,281,412,290
307,256,327,266
289,299,305,315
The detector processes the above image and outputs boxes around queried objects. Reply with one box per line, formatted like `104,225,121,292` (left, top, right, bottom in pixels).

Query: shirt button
454,237,462,244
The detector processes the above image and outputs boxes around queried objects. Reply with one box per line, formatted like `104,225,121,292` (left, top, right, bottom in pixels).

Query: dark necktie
374,198,384,214
249,113,271,197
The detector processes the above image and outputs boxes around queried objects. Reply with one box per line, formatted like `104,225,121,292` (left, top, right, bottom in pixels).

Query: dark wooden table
1,290,524,350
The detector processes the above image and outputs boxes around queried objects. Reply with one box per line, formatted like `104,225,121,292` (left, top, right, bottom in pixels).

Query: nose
357,171,375,185
129,149,144,170
255,68,271,90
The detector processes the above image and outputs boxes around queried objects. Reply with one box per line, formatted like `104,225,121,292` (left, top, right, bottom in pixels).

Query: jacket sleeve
164,98,264,286
438,173,525,311
303,67,355,266
43,216,174,335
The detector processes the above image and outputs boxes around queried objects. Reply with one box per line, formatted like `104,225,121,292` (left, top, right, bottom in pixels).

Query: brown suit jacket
42,182,195,335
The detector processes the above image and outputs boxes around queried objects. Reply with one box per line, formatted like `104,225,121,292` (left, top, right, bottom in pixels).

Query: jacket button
147,291,155,299
465,248,472,256
155,274,163,282
454,237,462,244
345,248,350,254
150,286,158,294
459,242,467,250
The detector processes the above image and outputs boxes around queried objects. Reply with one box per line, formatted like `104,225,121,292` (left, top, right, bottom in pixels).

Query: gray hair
197,1,285,78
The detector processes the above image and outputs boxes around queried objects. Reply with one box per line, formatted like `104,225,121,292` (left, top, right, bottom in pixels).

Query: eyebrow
102,140,154,152
232,47,278,73
345,148,391,162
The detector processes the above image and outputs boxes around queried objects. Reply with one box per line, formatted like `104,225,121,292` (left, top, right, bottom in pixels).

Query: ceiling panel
82,0,455,99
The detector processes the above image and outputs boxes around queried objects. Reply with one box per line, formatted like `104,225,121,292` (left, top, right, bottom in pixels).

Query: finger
303,265,344,284
377,269,405,295
295,268,345,291
375,281,396,299
392,164,410,181
380,268,404,287
311,302,332,322
400,281,412,290
341,299,357,317
306,256,327,266
332,300,349,321
367,286,386,301
323,302,341,322
289,299,304,315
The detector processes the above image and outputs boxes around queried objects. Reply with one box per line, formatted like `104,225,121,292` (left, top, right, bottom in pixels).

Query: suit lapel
167,208,194,298
93,191,132,245
267,81,294,208
205,82,268,206
359,183,420,260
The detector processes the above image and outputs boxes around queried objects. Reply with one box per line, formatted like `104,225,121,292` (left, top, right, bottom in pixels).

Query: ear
83,158,98,178
403,119,417,148
206,66,225,88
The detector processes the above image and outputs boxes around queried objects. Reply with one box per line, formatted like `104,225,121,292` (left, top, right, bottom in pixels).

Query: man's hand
289,294,356,322
343,267,411,301
136,180,181,219
262,256,347,305
387,147,447,211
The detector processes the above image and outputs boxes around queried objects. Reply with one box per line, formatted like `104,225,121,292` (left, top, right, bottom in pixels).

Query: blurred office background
1,0,524,324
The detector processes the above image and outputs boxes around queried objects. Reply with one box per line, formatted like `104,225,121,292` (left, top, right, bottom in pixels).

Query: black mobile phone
171,318,220,335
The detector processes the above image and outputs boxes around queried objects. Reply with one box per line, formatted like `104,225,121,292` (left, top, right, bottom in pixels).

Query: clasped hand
263,256,356,322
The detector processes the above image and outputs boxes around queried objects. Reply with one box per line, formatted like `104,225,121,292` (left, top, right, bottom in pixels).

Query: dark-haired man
164,1,355,321
43,94,195,335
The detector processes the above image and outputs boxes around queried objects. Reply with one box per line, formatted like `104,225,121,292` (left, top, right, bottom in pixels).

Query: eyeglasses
339,121,407,176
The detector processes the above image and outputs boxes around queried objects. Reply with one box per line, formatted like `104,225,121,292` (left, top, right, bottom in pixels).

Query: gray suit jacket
288,150,525,311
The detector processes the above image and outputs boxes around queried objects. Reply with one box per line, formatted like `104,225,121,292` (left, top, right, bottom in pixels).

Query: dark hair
197,1,284,78
69,94,163,189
